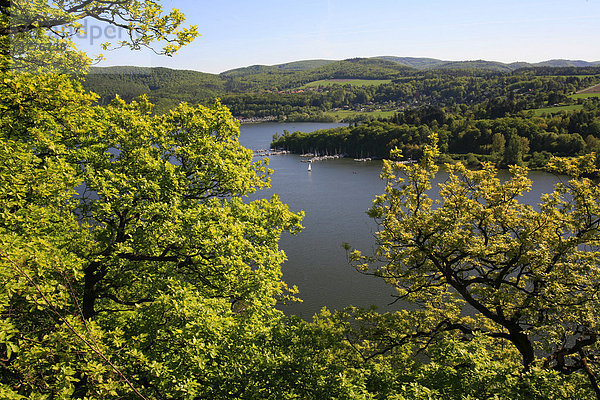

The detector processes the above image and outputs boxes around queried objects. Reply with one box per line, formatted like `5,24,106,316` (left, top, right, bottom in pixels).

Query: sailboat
308,162,312,172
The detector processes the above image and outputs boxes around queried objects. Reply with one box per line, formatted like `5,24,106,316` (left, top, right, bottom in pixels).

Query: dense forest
4,1,600,399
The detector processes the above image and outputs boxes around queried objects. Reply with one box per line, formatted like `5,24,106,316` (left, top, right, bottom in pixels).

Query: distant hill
432,60,515,72
507,62,532,70
373,57,600,71
218,58,415,90
85,66,227,112
221,59,337,77
83,58,412,105
90,58,600,80
533,59,600,68
278,59,338,71
375,56,518,71
221,57,600,76
374,56,447,69
82,57,600,115
88,66,155,75
302,58,413,78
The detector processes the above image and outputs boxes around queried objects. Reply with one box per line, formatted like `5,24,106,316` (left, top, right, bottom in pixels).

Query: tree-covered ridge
222,58,414,89
83,61,600,119
84,57,414,102
85,66,228,112
220,59,338,77
378,56,600,70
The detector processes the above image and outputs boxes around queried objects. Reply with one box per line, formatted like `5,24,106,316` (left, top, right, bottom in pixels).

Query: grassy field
558,75,600,78
301,79,392,88
570,93,600,100
574,82,600,96
531,104,584,116
324,109,397,120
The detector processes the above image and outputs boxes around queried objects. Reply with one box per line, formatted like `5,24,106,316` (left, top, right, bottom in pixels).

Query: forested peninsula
271,101,600,167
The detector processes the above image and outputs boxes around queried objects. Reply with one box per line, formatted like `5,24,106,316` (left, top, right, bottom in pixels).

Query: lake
239,122,567,318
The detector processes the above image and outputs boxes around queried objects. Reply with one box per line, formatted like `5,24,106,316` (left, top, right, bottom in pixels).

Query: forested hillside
270,67,600,166
84,56,600,166
84,59,600,119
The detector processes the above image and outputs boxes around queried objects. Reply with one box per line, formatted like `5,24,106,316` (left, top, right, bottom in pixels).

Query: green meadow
570,93,600,100
531,104,584,116
324,109,397,120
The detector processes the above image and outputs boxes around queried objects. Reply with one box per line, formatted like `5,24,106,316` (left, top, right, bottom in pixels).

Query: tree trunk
510,331,535,371
82,261,104,319
580,353,600,400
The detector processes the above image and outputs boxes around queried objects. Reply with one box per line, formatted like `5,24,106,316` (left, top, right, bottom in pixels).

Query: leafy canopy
0,67,307,397
0,0,198,73
351,134,600,398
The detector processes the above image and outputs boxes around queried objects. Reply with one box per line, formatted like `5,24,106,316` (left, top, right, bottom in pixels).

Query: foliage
314,307,594,399
350,134,600,398
5,1,600,397
0,72,303,398
85,66,228,114
1,0,198,73
301,79,393,88
220,59,337,77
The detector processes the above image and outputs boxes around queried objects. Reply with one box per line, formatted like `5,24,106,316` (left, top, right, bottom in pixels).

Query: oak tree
1,0,198,73
352,135,600,398
0,70,306,398
0,2,307,397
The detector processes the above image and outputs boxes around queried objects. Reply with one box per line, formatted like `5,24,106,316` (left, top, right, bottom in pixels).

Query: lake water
239,123,567,318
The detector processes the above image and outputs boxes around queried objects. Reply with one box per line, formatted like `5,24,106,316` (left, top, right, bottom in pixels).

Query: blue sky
76,0,600,73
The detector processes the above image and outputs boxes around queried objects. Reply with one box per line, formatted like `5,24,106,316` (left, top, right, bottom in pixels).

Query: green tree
490,131,505,157
502,131,529,166
0,1,310,396
0,72,304,398
586,134,600,153
351,134,600,398
321,307,592,399
1,0,198,73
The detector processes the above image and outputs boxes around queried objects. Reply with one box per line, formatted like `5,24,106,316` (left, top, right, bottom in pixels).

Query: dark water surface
239,123,565,318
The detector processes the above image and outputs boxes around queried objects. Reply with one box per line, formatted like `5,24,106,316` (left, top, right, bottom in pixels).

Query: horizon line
90,56,600,75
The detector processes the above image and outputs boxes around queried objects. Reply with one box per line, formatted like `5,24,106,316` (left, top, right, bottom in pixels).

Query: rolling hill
373,57,600,71
221,59,337,77
82,57,600,115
